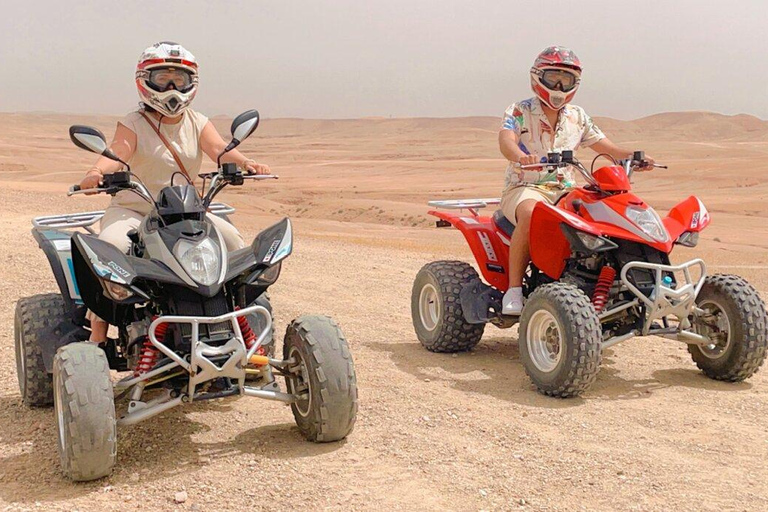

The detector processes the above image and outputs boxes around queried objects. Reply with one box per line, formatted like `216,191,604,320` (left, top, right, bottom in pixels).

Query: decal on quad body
477,232,498,262
79,238,128,284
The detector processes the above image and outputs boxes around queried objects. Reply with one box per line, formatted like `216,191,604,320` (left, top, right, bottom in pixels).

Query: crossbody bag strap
139,111,196,187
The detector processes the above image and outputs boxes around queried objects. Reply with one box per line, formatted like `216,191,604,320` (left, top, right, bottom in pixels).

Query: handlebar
512,151,666,189
68,185,111,196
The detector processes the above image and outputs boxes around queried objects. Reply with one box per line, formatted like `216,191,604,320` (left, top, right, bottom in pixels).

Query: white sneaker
502,287,524,315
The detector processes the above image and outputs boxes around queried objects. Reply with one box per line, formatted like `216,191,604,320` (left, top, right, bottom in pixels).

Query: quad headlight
174,237,221,286
625,205,669,242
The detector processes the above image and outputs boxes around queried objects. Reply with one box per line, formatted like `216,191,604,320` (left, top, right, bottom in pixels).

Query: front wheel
689,274,768,381
283,316,357,442
519,283,602,398
53,343,116,481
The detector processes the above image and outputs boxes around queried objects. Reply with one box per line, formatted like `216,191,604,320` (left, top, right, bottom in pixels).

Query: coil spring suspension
591,266,616,313
134,320,167,376
235,307,267,356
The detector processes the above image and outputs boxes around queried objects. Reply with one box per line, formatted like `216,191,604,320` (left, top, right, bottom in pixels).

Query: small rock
129,472,140,483
424,378,430,382
190,504,201,512
101,485,113,493
422,415,431,422
519,498,527,505
174,491,188,504
452,354,458,358
479,489,488,497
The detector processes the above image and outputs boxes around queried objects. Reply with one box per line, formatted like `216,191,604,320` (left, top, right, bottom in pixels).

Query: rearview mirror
230,110,260,145
69,125,109,154
69,125,122,163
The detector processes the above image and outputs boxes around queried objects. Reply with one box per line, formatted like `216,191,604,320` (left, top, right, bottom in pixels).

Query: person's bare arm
79,123,137,191
590,137,655,170
499,130,539,165
200,121,270,174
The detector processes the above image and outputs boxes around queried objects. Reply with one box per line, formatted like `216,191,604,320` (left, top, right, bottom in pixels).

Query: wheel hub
526,310,563,373
418,283,440,331
286,346,312,417
694,299,731,359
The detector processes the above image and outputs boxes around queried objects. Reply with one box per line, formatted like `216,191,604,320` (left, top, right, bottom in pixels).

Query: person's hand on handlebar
518,153,540,166
79,169,103,195
635,154,656,172
242,159,271,175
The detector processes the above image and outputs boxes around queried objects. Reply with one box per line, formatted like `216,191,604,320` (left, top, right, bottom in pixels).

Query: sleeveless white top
111,109,209,213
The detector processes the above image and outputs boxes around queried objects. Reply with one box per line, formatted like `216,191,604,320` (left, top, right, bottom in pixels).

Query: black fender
31,229,80,313
226,217,292,281
71,233,189,325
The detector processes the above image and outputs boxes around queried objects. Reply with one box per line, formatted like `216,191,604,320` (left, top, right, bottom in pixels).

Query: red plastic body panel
431,189,710,284
663,195,712,240
592,165,631,192
529,202,603,279
428,210,510,290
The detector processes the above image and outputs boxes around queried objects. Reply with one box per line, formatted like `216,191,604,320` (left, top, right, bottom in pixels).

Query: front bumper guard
601,259,710,348
115,304,296,426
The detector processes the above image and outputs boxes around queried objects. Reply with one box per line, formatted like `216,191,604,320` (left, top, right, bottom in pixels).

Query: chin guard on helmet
530,46,582,110
136,42,199,117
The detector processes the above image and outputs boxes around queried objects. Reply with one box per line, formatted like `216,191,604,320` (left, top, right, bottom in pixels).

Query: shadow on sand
0,393,343,505
371,334,751,406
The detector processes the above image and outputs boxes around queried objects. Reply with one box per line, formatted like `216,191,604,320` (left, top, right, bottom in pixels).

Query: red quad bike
411,150,768,397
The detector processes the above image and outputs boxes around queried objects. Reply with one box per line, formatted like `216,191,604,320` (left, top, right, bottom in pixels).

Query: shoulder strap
139,111,196,186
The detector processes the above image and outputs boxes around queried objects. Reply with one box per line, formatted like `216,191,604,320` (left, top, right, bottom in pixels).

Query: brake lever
243,174,279,180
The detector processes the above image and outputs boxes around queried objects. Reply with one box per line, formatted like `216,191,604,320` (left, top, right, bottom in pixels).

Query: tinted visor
540,69,578,92
148,67,194,92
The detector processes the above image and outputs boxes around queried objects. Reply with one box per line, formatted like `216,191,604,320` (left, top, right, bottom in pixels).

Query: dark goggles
536,68,579,92
147,67,195,92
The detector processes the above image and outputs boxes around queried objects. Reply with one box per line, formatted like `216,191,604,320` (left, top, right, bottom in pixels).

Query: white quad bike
15,110,357,481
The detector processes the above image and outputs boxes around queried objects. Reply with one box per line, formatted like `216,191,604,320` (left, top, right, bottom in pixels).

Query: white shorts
500,185,566,225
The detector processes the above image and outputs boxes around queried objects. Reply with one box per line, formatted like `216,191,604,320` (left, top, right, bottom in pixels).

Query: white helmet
135,42,199,117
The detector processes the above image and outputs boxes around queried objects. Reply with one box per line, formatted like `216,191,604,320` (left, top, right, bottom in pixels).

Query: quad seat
492,210,515,238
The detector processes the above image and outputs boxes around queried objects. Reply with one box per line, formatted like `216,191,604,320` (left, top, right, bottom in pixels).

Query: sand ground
0,112,766,511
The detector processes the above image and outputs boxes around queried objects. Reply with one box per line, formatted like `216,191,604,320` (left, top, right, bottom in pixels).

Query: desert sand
0,111,766,511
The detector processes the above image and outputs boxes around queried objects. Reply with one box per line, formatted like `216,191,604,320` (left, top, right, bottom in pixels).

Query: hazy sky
1,0,766,120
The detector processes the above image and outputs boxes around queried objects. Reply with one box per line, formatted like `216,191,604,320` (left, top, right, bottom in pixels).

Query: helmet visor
539,69,578,92
148,67,194,92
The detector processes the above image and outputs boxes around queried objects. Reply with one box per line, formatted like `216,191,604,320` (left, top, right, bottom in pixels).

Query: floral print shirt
501,97,605,188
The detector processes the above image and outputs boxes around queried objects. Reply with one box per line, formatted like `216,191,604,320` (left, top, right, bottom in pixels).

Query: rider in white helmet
498,46,657,315
79,41,271,343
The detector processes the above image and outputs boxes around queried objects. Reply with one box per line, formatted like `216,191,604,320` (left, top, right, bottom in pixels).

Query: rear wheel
283,316,357,442
689,274,767,381
53,343,116,481
519,283,602,397
14,293,67,407
411,261,485,352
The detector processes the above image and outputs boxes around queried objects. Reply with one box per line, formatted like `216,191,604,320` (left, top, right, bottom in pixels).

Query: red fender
529,202,602,280
428,210,510,290
664,196,711,241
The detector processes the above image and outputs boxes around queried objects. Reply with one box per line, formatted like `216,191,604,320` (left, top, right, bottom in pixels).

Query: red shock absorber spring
591,266,617,313
134,320,167,376
235,307,267,356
